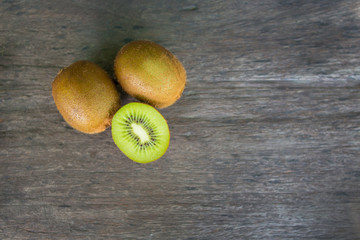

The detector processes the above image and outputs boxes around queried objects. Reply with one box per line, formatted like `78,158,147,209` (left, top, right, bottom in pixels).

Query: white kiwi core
131,123,150,144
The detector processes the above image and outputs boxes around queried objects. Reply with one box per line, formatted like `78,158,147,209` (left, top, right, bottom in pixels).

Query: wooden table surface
1,0,360,239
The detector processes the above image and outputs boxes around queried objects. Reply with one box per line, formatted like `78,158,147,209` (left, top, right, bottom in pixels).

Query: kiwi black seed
111,102,170,163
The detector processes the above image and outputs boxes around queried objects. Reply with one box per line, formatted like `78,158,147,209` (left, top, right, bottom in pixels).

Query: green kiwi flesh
111,102,170,163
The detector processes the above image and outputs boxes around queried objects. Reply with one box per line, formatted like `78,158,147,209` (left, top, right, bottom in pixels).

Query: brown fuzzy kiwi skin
114,40,186,109
52,61,121,134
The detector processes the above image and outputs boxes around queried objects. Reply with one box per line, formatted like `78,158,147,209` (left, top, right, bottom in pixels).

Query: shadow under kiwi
86,5,162,107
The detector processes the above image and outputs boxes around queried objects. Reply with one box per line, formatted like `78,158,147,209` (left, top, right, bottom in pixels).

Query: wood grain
1,0,360,239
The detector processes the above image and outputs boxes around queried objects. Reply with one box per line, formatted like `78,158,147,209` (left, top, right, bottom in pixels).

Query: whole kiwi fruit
114,40,186,108
52,60,121,134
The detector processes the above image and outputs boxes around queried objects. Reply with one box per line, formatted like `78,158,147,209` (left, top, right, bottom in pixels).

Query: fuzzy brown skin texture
52,61,121,134
114,40,186,108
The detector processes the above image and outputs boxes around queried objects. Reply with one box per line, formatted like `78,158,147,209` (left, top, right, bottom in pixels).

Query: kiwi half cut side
111,102,170,163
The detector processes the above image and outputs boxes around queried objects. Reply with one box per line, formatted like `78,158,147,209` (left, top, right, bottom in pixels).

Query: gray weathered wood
1,0,360,239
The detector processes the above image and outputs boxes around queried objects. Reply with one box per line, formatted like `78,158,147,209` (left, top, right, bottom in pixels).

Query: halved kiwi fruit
111,102,170,163
52,60,121,134
114,40,186,108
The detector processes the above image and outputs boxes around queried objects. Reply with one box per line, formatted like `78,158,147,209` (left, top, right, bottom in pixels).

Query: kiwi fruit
52,60,121,134
111,102,170,163
114,40,186,108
